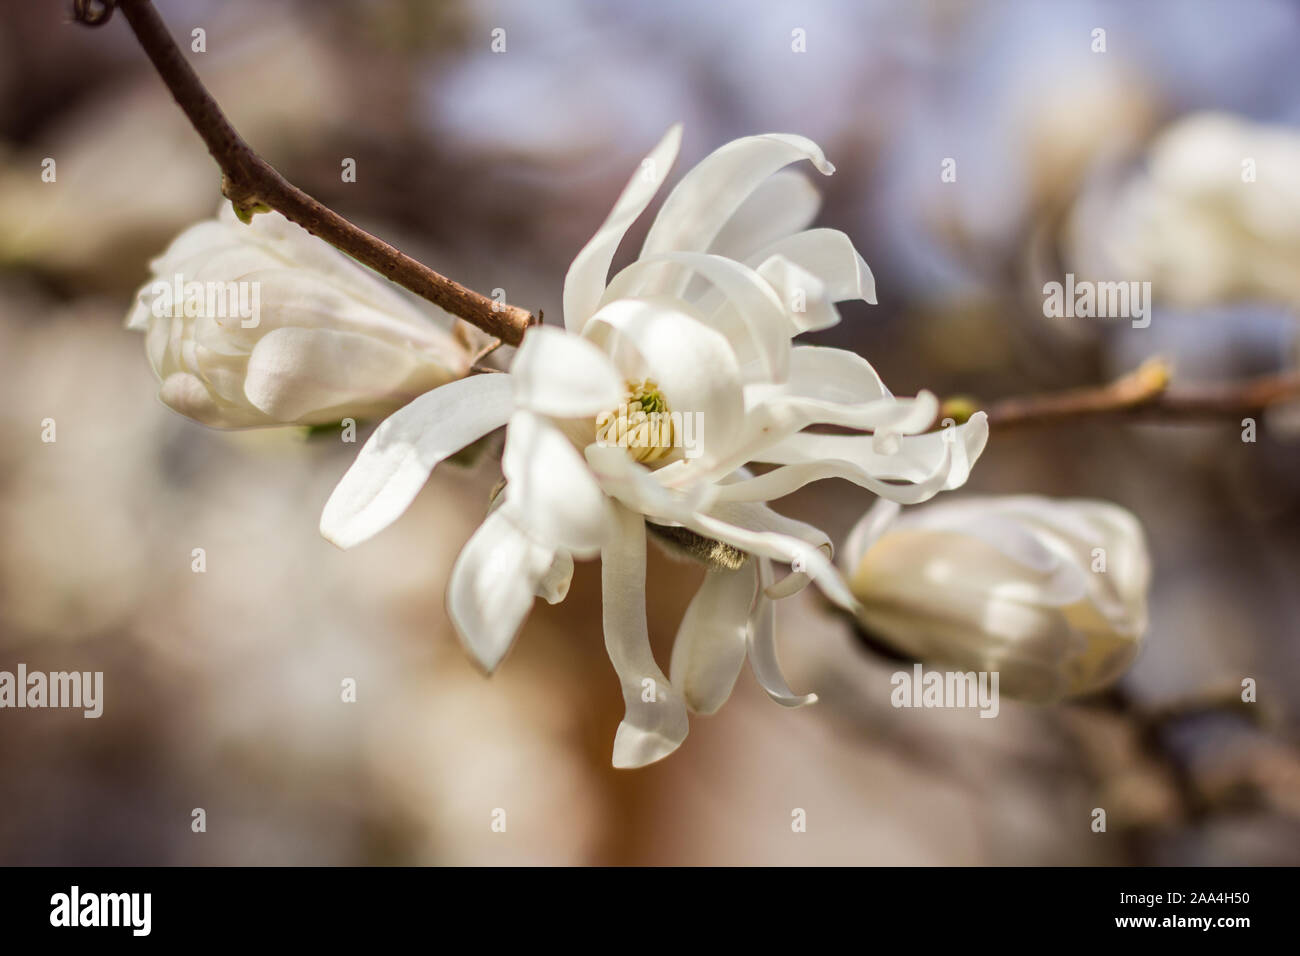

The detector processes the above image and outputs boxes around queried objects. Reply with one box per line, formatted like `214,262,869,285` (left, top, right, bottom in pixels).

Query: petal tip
610,722,687,769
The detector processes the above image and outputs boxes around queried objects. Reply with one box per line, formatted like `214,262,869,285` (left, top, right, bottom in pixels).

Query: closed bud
845,495,1151,702
125,206,475,428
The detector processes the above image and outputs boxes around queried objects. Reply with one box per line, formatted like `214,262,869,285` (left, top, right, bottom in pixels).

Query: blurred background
2,0,1299,864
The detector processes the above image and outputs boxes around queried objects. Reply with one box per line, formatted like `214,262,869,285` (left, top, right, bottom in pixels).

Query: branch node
220,175,272,223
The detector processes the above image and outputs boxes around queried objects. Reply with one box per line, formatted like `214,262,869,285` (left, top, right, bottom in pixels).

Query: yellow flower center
596,379,676,464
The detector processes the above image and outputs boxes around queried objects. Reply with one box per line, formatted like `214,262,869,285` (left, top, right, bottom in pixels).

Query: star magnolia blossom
320,126,989,767
126,205,473,428
844,495,1150,702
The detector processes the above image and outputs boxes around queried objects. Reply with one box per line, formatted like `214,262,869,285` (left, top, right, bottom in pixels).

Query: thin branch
74,0,533,346
941,358,1300,430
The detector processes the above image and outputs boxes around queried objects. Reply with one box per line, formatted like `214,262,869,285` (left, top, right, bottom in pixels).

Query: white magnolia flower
1068,112,1300,308
126,205,474,428
320,126,989,767
844,495,1150,702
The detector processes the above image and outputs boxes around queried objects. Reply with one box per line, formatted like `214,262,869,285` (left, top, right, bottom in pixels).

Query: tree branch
941,358,1300,430
74,0,534,346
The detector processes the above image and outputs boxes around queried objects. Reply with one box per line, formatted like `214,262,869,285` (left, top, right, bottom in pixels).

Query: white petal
715,447,953,505
747,228,877,305
563,124,682,332
669,563,759,714
706,500,832,552
583,296,745,445
685,506,856,612
601,504,690,768
501,410,614,558
601,253,790,383
243,326,452,425
655,345,915,484
663,392,938,490
446,507,557,673
158,371,263,428
748,559,817,707
319,374,513,549
510,325,623,417
752,255,840,334
704,501,832,599
536,549,574,604
785,344,890,403
584,442,715,523
638,133,835,297
749,413,990,503
708,169,822,263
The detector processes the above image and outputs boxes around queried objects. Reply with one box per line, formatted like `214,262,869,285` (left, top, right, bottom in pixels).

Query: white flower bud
126,206,474,428
845,495,1151,702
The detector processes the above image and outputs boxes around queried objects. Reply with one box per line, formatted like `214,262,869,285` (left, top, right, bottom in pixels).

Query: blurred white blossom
844,495,1150,702
321,126,987,767
126,206,473,428
1069,112,1300,309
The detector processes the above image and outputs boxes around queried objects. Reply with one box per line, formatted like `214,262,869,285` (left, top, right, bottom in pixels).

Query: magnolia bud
126,206,474,428
845,495,1151,702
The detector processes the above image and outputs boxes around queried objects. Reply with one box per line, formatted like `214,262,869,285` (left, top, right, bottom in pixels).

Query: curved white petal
748,559,818,707
319,374,513,549
638,133,835,297
751,412,990,501
601,253,790,383
447,507,558,673
685,506,855,612
786,344,890,403
159,371,264,428
563,124,683,332
601,504,690,768
510,325,623,417
669,563,759,714
715,446,955,506
243,326,439,425
536,549,574,605
704,501,832,599
663,392,938,490
584,442,714,522
708,169,822,263
747,228,877,305
655,345,911,484
751,255,840,335
502,410,614,558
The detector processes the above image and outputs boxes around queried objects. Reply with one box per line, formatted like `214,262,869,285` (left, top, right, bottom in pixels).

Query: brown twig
73,0,533,346
941,358,1300,430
